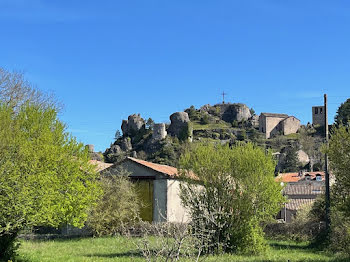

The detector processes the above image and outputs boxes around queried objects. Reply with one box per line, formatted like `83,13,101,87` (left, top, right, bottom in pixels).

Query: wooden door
134,179,153,222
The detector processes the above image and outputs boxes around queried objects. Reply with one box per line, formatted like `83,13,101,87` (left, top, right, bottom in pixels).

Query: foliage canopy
335,98,350,127
0,103,100,259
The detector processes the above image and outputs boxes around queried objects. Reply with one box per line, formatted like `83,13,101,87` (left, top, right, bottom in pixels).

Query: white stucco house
101,157,190,223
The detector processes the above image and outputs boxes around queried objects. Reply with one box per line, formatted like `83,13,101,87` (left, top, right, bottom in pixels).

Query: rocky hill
103,102,325,173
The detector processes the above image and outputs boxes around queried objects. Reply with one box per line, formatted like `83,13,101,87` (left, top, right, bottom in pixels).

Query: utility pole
324,94,331,231
221,91,227,104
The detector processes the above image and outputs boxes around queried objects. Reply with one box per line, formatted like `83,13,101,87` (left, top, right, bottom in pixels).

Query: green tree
200,114,210,125
335,98,350,127
282,146,300,172
187,105,200,121
179,143,284,254
114,130,122,141
0,103,101,260
87,168,140,236
146,117,155,129
327,126,350,254
328,126,350,215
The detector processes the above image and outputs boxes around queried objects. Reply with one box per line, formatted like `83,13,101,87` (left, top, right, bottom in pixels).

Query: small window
305,174,311,181
316,175,322,181
320,107,323,114
315,108,318,114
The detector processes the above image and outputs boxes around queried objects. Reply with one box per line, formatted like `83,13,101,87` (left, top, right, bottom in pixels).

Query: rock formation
200,103,251,123
168,112,190,137
121,114,145,136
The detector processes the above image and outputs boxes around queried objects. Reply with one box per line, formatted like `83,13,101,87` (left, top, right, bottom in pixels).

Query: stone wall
312,106,325,126
260,113,300,139
166,180,190,223
260,115,287,138
152,123,167,141
281,116,301,136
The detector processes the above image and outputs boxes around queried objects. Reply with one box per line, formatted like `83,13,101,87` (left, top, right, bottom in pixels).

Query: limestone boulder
110,144,122,155
121,137,132,151
121,120,128,135
128,114,144,132
121,114,145,136
297,150,310,166
211,103,251,123
168,112,190,137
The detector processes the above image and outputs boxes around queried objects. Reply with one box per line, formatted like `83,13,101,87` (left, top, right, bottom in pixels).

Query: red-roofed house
102,157,190,223
275,171,326,222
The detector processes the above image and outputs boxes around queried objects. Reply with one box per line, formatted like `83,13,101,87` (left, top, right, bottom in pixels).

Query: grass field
17,237,348,262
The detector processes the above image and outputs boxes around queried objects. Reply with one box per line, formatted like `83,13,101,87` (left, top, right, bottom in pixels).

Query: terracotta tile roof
283,184,324,195
127,157,179,177
126,157,197,180
285,198,315,211
261,112,289,118
89,160,113,172
275,172,325,183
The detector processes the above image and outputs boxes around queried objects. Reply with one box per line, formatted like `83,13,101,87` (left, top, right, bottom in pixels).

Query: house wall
118,161,158,178
153,179,167,222
260,114,286,139
259,114,266,134
166,180,190,223
281,117,300,136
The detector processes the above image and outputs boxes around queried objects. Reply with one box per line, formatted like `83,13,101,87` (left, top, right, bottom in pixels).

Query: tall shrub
179,143,284,254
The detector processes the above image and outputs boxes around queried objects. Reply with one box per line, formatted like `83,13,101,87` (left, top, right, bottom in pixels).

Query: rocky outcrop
120,137,132,151
200,103,251,123
121,114,145,136
220,103,251,122
109,144,122,155
297,150,310,166
249,115,259,128
168,112,190,137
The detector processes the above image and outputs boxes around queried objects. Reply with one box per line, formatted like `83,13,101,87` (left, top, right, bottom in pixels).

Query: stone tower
152,123,167,140
312,106,325,126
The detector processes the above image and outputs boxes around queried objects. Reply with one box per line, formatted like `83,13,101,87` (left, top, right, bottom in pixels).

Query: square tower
312,106,325,126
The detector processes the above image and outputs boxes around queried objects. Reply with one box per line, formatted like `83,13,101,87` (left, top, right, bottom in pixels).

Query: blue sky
1,0,350,151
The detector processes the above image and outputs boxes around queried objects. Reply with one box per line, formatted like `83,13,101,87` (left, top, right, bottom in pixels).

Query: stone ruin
152,123,167,141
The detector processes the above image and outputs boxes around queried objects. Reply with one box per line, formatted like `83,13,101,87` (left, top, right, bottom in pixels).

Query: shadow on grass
270,242,312,250
85,250,143,259
269,242,349,262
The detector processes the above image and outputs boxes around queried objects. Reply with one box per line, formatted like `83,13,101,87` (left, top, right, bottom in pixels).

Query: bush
200,114,210,125
329,210,350,255
87,168,140,236
179,143,285,254
0,232,18,261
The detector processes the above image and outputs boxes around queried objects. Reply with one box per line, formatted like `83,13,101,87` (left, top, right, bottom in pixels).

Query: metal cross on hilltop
221,91,227,104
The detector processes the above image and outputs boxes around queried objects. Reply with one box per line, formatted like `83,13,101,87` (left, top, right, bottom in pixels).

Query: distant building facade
312,106,325,126
259,113,301,139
